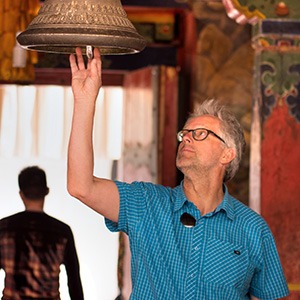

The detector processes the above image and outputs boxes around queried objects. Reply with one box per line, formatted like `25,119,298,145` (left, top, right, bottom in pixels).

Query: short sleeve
105,181,148,234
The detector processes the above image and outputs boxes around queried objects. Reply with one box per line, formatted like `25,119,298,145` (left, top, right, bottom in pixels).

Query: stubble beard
176,153,198,175
176,152,212,180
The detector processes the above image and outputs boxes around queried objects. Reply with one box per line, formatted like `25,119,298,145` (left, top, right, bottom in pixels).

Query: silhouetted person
0,166,84,299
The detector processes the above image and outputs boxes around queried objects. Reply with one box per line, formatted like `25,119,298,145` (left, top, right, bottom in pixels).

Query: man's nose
182,131,192,143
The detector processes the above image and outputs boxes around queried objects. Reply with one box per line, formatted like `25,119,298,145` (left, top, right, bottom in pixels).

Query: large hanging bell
17,0,147,55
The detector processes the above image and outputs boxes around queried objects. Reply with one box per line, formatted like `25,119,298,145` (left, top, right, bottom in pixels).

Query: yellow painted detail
232,0,266,20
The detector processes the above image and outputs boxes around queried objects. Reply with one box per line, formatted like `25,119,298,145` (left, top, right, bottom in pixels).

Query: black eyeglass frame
177,127,226,145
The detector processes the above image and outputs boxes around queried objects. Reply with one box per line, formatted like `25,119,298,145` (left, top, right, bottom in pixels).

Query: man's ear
221,147,236,165
19,191,25,200
45,187,49,196
19,191,27,208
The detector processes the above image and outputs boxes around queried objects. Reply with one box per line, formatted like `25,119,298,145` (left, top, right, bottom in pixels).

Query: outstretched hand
69,47,102,102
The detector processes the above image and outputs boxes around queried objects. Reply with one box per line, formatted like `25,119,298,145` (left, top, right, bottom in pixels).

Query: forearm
67,99,95,201
68,47,102,204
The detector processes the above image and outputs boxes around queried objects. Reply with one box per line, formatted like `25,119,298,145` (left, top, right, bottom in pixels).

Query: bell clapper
86,45,94,59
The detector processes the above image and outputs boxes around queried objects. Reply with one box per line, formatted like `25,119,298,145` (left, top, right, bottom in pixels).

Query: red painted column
252,19,300,299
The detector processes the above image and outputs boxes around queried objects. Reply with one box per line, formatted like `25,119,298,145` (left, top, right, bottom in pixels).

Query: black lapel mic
180,212,196,228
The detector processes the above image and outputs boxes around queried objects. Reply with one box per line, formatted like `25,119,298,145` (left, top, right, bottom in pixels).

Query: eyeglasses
177,128,226,145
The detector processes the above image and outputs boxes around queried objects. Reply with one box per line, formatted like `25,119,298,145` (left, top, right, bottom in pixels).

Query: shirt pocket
203,238,249,288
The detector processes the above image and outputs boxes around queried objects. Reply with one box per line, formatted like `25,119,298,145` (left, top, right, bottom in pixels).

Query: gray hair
188,99,246,182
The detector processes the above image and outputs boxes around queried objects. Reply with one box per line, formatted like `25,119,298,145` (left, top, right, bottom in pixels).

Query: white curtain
0,84,124,160
0,84,124,300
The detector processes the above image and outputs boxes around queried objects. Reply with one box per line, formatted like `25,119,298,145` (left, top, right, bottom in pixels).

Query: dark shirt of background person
0,166,84,300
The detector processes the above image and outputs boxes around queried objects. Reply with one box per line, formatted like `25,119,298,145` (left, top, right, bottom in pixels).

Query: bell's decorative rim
17,28,147,55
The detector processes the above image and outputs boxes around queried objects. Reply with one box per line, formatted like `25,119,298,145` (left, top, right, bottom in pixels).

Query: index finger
75,47,86,70
69,53,78,73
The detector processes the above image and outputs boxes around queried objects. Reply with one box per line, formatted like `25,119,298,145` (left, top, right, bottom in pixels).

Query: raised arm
67,47,120,222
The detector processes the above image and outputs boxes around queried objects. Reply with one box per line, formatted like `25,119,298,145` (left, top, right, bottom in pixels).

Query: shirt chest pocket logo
203,238,249,288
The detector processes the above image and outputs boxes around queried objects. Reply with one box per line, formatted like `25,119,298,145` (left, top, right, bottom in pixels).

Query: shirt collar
173,181,188,212
173,181,235,221
214,185,234,220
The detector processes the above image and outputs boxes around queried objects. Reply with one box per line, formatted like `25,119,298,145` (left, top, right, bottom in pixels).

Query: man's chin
176,160,188,172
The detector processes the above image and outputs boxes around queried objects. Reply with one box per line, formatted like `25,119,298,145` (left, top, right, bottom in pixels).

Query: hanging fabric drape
0,0,40,82
119,68,158,184
0,84,124,159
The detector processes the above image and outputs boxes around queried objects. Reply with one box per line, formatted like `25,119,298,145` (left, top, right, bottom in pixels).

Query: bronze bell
17,0,147,56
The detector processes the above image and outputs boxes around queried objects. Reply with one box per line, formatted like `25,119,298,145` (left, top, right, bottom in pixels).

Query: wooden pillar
251,19,300,298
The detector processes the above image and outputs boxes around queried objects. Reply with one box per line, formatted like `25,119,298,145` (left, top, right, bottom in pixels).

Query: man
0,166,84,300
68,47,289,299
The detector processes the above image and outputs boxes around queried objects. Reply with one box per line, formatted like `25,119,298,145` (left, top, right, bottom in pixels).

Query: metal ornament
17,0,147,56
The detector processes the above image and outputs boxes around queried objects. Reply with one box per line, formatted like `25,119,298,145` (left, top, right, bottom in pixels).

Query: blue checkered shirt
106,181,289,299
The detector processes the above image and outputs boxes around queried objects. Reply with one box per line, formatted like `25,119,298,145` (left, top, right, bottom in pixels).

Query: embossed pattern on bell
30,1,133,29
16,0,147,55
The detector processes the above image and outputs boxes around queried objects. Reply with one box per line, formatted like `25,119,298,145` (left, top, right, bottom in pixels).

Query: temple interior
0,0,299,299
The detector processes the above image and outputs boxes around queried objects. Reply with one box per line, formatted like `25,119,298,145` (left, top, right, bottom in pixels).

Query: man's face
176,115,227,176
